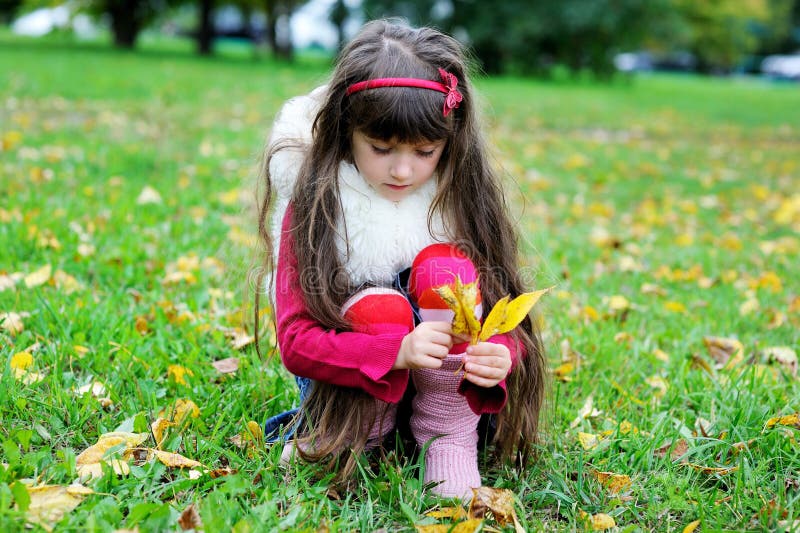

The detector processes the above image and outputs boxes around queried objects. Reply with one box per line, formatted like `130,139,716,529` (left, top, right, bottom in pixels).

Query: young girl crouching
256,19,546,500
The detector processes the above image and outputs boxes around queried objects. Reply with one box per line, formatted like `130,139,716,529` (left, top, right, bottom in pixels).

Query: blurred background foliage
2,0,799,77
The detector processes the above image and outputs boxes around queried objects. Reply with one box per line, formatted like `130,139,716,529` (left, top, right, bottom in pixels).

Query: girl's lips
386,184,410,190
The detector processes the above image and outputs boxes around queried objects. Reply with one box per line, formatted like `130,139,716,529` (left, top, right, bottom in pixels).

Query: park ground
1,34,799,531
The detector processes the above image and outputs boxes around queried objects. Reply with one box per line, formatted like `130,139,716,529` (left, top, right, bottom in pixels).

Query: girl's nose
390,156,412,181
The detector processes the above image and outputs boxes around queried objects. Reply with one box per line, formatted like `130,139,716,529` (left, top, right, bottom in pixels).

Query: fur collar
269,87,449,287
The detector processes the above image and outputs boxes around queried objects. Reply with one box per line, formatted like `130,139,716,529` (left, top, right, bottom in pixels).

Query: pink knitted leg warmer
410,354,481,500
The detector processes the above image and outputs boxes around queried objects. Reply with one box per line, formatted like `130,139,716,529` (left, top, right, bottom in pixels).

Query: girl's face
351,130,446,202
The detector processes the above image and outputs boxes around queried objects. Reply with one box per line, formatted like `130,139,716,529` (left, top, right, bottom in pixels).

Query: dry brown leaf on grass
654,439,689,462
762,346,798,377
178,503,202,531
468,486,524,532
212,357,239,374
570,396,602,429
685,463,738,475
425,507,468,520
703,336,744,369
1,311,26,334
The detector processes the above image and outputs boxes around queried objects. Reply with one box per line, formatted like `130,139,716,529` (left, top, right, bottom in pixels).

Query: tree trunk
197,0,215,55
108,0,142,49
265,0,277,53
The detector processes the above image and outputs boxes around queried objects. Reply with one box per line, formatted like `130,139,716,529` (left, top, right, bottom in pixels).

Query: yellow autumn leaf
578,432,600,450
167,364,193,385
479,295,510,342
553,362,575,382
426,507,468,520
152,449,203,468
151,418,175,448
590,513,616,530
23,483,93,529
478,287,552,342
434,277,481,341
76,432,149,465
76,459,131,480
762,346,797,377
765,413,799,428
683,519,701,533
24,264,52,288
172,398,200,425
579,510,616,531
10,351,33,371
608,295,630,313
592,471,632,494
664,301,688,314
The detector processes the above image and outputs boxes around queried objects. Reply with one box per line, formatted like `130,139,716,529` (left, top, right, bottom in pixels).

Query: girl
256,20,546,500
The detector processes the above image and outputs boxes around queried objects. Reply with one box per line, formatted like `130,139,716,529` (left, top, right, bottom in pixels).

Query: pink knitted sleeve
274,207,410,404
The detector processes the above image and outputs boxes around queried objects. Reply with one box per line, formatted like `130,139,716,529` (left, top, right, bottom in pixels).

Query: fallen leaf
553,362,574,382
654,439,689,462
682,519,701,533
76,459,131,480
24,265,52,288
153,450,202,468
10,351,33,371
762,346,797,377
168,365,194,385
22,483,93,529
178,503,202,531
171,398,200,425
703,336,744,369
570,396,601,428
151,418,175,448
467,486,519,528
608,295,630,313
765,413,800,428
580,510,616,530
76,432,149,465
645,375,669,397
578,432,600,450
136,186,162,205
212,357,239,374
230,329,255,350
686,463,738,475
1,311,25,334
426,507,468,520
592,471,632,494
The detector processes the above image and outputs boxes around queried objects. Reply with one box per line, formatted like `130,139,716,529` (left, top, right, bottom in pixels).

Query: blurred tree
196,0,214,54
74,0,173,48
670,0,772,72
264,0,299,60
0,0,23,24
363,0,676,77
329,0,348,52
752,0,800,54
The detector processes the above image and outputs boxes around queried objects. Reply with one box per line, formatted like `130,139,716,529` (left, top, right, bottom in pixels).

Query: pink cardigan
274,207,520,414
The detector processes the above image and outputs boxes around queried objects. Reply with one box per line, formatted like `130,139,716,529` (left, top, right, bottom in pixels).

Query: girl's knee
409,243,481,321
342,287,414,335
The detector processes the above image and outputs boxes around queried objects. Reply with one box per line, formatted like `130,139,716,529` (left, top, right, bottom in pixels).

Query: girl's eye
416,149,436,158
371,145,391,155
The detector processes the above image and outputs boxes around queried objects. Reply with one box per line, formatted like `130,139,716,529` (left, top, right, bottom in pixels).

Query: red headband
346,68,463,117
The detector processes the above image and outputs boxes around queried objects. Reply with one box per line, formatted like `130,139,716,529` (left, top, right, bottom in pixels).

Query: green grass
1,33,799,532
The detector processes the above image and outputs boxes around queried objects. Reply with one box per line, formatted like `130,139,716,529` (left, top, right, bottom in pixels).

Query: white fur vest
268,86,449,287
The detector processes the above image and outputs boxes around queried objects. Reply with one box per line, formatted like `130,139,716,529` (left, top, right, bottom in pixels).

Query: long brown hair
256,19,547,480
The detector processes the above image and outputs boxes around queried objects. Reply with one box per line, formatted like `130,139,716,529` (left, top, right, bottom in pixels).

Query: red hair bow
438,68,462,117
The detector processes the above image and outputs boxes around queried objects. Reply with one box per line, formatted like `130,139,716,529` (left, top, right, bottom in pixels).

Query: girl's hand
462,342,511,388
394,321,453,370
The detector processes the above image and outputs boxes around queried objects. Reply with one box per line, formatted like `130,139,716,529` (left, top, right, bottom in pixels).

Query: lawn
1,34,799,532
